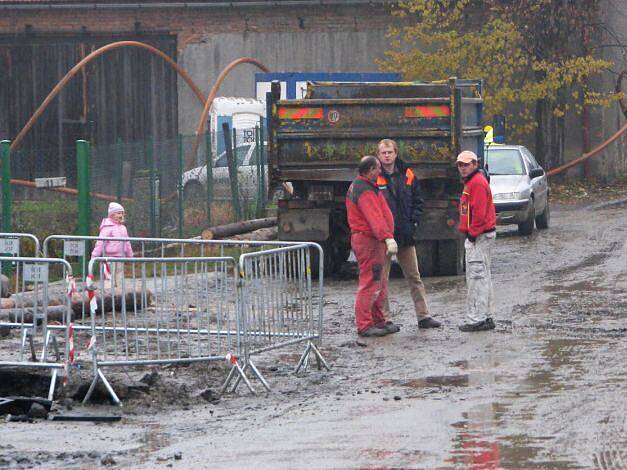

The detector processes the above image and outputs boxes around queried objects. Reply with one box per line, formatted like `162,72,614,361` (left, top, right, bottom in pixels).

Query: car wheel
183,182,205,203
535,198,550,229
518,201,535,235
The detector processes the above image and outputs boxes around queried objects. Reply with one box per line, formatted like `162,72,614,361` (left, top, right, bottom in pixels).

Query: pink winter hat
108,202,125,216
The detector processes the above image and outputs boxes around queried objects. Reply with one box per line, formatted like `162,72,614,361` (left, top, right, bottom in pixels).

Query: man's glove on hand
385,238,398,255
466,234,477,243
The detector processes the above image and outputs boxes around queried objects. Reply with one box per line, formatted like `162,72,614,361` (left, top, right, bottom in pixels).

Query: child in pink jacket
91,202,133,288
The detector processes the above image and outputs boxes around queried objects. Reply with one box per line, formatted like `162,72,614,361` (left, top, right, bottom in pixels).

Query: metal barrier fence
43,234,309,279
83,256,242,405
0,256,73,400
43,235,300,321
223,243,329,394
0,235,327,404
0,233,41,275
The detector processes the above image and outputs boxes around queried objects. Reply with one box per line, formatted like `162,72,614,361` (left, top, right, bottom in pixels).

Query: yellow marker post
484,125,494,144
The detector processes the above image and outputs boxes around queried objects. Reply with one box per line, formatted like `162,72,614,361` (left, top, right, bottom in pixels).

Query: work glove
466,233,477,243
385,238,398,256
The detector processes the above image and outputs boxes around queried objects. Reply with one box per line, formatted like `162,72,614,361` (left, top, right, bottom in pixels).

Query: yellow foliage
379,0,619,141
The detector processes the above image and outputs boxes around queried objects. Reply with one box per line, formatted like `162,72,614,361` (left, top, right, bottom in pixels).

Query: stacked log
201,217,277,240
0,288,153,324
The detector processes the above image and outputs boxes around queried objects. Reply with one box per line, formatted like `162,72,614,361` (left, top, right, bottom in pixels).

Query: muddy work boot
458,317,495,332
383,321,401,334
358,326,387,337
418,317,441,329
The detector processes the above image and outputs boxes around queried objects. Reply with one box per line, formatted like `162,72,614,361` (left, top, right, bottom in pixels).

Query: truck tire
308,241,346,278
416,240,437,277
436,239,465,276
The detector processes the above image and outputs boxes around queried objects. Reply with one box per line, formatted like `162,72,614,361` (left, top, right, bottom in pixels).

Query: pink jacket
91,218,134,258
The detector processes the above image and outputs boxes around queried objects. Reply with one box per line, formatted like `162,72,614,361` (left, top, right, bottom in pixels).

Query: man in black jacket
376,139,441,330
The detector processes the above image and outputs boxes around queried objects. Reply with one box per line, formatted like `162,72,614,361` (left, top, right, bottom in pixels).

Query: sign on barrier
0,238,19,255
24,263,49,282
0,233,40,257
63,240,85,257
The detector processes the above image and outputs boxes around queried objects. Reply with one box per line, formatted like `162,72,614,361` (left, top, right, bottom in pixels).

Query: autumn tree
380,0,620,170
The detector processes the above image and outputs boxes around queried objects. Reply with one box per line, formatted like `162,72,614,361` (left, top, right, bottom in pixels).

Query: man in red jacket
346,156,397,337
456,150,497,332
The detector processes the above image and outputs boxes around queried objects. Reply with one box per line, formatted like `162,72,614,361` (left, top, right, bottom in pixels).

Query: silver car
182,142,266,202
485,144,550,235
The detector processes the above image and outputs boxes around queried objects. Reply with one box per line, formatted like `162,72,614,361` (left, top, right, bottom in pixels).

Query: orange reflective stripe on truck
278,107,324,119
404,105,450,118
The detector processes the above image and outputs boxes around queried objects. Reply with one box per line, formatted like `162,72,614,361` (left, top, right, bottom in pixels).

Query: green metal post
1,140,12,234
146,138,156,237
255,126,263,218
177,134,183,238
259,117,266,210
116,138,124,202
222,123,241,221
1,141,12,275
205,132,213,225
233,126,241,218
76,140,91,278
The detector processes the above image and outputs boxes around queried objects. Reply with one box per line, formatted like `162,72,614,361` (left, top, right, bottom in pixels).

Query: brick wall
0,4,395,50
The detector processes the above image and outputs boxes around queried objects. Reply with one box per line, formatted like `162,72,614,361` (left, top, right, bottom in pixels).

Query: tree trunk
535,98,550,168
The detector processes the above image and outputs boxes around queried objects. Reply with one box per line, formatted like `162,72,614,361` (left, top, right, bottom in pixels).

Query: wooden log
70,289,153,316
228,226,278,241
0,305,70,324
0,289,153,324
201,217,277,240
8,294,62,309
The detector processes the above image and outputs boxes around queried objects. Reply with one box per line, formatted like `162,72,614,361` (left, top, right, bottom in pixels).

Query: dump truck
267,78,485,275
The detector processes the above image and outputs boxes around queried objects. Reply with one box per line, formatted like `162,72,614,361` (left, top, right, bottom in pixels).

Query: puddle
448,404,582,469
403,374,470,389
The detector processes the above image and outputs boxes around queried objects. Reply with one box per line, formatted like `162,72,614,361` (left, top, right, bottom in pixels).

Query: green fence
0,123,268,244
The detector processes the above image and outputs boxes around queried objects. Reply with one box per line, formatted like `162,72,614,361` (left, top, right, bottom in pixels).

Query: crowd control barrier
0,233,40,274
223,243,329,394
83,255,243,404
0,256,73,400
0,232,40,255
1,235,329,405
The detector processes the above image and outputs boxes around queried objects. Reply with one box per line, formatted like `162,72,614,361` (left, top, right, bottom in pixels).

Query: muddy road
1,198,626,469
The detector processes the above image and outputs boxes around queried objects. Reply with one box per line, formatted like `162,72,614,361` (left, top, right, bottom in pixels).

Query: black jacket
376,158,424,247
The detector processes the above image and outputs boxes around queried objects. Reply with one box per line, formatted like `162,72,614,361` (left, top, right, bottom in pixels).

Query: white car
182,142,266,202
485,144,550,235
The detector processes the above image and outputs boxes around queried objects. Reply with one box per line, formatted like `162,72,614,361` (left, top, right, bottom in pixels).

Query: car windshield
485,149,525,175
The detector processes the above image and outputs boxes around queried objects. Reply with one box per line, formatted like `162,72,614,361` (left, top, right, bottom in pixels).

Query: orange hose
546,122,627,177
190,57,269,165
10,40,206,153
4,40,207,200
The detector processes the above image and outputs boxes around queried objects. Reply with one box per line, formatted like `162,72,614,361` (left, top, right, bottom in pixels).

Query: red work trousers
351,232,388,333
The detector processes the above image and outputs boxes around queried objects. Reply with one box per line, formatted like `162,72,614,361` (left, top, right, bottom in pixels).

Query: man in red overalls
346,156,397,337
